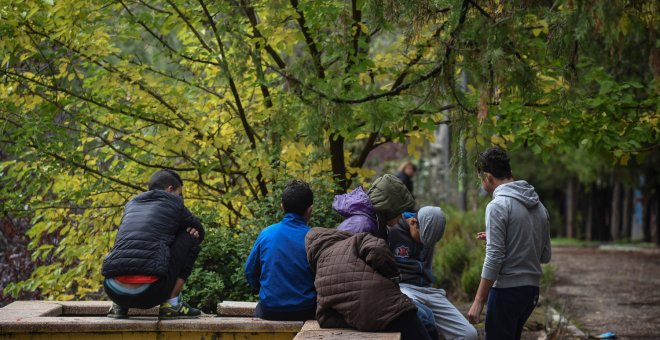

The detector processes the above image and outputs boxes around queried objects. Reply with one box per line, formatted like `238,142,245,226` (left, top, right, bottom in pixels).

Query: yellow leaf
619,15,630,36
620,153,630,166
490,135,505,147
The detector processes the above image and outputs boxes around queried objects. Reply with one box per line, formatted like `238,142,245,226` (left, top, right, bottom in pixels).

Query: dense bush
431,207,485,301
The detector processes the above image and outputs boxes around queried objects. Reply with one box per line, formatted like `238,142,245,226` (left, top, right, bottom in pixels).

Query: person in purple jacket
332,174,415,240
333,186,380,236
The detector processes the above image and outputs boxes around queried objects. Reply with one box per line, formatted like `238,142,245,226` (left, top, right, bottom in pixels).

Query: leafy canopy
0,0,657,299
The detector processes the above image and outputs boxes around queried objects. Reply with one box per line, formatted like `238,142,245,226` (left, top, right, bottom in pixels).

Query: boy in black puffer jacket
102,169,205,319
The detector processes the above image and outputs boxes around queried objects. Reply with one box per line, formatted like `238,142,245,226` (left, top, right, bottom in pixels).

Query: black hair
281,180,313,215
475,147,512,180
148,169,183,191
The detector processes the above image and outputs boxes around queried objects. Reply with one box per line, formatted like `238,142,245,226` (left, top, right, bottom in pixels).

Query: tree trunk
586,190,593,242
329,133,347,194
622,186,632,239
610,181,622,241
566,178,576,238
653,193,660,246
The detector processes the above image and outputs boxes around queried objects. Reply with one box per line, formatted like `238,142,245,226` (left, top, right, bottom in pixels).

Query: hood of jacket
417,206,446,276
333,186,375,218
417,206,446,247
493,180,540,208
367,174,416,222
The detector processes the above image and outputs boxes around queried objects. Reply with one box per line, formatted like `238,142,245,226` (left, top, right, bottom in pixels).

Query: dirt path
548,246,660,339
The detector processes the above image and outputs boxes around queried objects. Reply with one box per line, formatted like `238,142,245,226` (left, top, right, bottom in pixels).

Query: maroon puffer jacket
305,227,416,331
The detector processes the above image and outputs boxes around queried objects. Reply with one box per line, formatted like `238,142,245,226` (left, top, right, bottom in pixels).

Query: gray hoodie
482,180,551,288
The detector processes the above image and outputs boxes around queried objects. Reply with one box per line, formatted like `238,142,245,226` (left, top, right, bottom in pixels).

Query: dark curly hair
282,180,314,215
475,147,512,180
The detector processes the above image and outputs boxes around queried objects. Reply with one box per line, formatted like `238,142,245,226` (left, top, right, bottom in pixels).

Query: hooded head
333,186,374,218
416,206,446,272
367,174,416,226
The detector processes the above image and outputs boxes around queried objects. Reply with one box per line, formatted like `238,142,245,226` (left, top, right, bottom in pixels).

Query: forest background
0,0,658,312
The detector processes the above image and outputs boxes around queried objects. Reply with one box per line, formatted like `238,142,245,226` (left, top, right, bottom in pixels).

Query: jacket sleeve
181,204,205,243
540,208,552,264
482,201,507,281
358,234,400,280
244,235,262,290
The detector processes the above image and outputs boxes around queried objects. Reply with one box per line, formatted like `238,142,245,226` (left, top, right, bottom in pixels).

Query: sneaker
107,303,128,319
158,300,201,319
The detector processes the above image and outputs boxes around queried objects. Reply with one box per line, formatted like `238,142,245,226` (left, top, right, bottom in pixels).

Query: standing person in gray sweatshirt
467,147,552,340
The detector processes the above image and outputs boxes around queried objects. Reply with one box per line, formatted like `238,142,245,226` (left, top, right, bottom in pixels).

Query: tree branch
290,0,325,78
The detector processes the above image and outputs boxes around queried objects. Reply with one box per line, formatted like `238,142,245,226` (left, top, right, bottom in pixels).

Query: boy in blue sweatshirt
244,180,316,321
468,147,552,340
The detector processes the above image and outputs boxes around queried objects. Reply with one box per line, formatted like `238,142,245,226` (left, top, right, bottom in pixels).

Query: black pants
485,285,539,340
384,310,433,340
255,302,317,321
104,230,201,309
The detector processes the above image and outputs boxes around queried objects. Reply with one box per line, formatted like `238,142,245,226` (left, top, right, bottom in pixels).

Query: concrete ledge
0,301,398,340
217,300,257,316
295,320,400,340
0,301,62,317
0,301,302,335
57,301,159,316
0,315,302,333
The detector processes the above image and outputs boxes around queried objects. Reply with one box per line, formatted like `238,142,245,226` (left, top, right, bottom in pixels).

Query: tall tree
1,0,657,299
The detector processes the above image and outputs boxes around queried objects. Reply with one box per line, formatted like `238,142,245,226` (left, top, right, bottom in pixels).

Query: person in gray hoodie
467,147,552,340
389,206,478,340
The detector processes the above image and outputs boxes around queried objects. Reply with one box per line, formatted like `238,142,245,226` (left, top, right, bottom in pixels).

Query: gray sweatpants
400,284,478,340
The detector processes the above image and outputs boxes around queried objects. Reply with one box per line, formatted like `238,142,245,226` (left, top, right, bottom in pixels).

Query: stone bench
218,300,400,340
1,301,399,340
0,301,301,339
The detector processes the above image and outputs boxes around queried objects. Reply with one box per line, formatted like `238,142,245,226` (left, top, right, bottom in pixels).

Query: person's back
102,169,204,319
487,181,550,287
468,147,552,340
244,180,316,321
305,227,431,340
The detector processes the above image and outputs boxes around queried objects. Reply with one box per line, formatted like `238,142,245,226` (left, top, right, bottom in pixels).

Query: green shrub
540,264,556,293
432,207,486,300
433,236,469,292
460,261,482,298
184,227,258,313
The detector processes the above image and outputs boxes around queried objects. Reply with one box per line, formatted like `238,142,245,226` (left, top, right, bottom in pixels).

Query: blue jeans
415,301,439,339
485,286,539,340
255,302,316,321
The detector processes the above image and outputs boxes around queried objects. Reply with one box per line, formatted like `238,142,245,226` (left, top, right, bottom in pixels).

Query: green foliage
460,259,483,299
434,236,469,292
540,264,556,293
432,207,486,299
184,227,258,313
0,0,656,301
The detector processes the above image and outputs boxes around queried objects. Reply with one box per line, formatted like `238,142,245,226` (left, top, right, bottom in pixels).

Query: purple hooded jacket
333,187,382,238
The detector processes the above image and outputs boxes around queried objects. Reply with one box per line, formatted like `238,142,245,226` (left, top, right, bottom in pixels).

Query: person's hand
476,231,486,241
187,227,200,239
467,299,485,324
408,217,418,229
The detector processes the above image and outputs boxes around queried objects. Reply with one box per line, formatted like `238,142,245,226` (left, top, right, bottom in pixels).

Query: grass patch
551,238,594,247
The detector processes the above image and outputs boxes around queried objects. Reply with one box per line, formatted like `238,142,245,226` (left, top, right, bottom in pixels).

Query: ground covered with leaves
548,246,660,339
